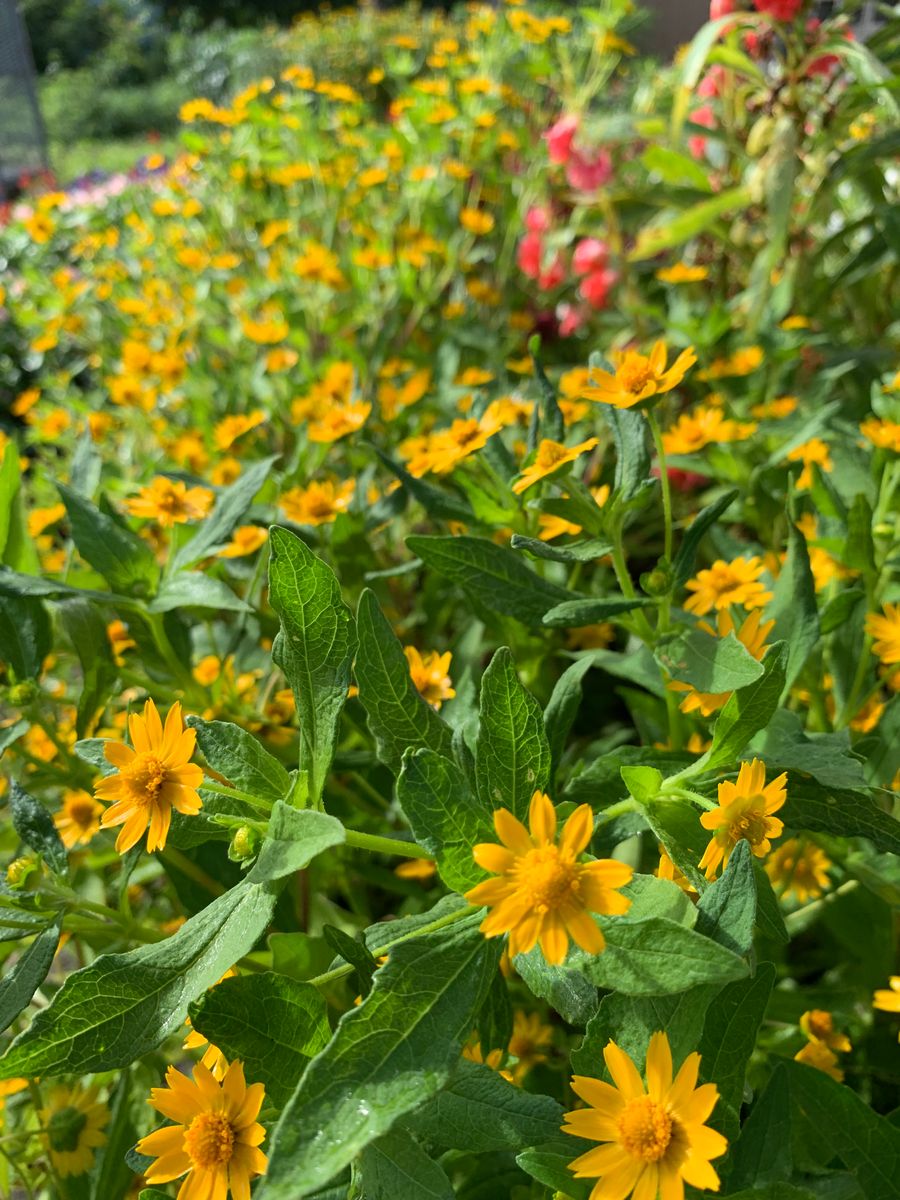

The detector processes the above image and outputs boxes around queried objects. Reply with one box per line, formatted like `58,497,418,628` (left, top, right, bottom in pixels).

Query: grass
47,134,182,185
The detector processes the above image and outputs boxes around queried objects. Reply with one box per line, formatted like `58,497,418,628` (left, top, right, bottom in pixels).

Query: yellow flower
873,977,900,1041
280,479,355,526
27,503,67,539
126,477,214,527
765,838,832,903
462,1036,513,1082
513,437,599,495
508,1010,554,1083
307,400,371,443
426,412,506,475
563,1031,727,1200
684,556,772,616
656,847,697,897
394,858,437,882
752,395,798,420
787,437,832,489
669,609,774,717
460,207,495,235
403,647,456,708
95,699,204,854
697,346,763,381
54,789,104,849
41,1085,108,1177
865,603,900,665
662,407,756,456
794,1039,844,1082
699,759,787,880
584,342,697,409
107,619,136,665
539,513,583,540
137,1059,267,1200
799,1010,852,1054
655,263,709,284
464,790,632,965
860,417,900,453
214,410,266,450
218,525,269,558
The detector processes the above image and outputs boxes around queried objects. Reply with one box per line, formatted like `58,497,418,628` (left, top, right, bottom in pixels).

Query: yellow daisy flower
684,556,772,616
873,977,900,1041
765,838,832,903
95,699,204,854
865,603,900,665
464,790,632,965
699,759,787,880
563,1030,727,1200
513,437,599,494
584,342,697,410
218,525,269,558
41,1085,109,1178
54,789,105,849
137,1059,267,1200
126,477,214,528
403,646,456,709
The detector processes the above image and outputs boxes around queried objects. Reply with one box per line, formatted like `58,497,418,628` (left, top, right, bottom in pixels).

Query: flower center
516,846,579,913
617,1096,673,1162
69,798,98,829
122,753,166,805
618,355,655,395
184,1112,235,1169
727,795,769,847
48,1106,87,1153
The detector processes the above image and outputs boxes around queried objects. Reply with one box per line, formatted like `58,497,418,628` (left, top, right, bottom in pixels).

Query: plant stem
646,409,673,563
343,830,432,860
200,780,272,813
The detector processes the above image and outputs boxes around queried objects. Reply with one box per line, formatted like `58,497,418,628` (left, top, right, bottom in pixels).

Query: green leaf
149,573,249,613
642,796,709,894
409,1059,564,1152
510,535,612,564
621,766,664,806
786,1060,900,1200
354,589,454,774
11,782,68,876
0,592,51,680
173,456,277,569
571,986,719,1081
189,972,330,1107
543,595,655,628
513,948,598,1027
0,920,61,1033
606,407,650,501
749,710,866,791
187,717,291,804
694,641,788,774
843,494,876,577
407,534,573,628
0,719,28,759
768,523,819,690
0,442,21,559
374,447,474,525
671,489,739,589
630,187,753,261
268,526,357,803
753,861,789,944
544,657,595,781
359,1128,453,1200
656,628,764,693
783,779,900,856
58,484,158,595
0,877,279,1078
323,925,378,996
699,962,775,1121
248,801,345,883
89,1070,137,1200
569,916,748,996
475,647,551,822
396,749,491,893
695,838,756,957
641,145,714,191
820,588,864,636
727,1063,793,1190
255,919,495,1199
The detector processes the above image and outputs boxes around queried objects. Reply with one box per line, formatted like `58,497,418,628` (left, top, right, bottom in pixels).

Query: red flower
544,114,579,164
754,0,803,21
573,238,609,276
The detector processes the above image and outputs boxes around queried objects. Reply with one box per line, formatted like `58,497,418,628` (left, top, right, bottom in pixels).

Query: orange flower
512,437,598,494
126,477,214,527
584,342,696,409
698,759,786,880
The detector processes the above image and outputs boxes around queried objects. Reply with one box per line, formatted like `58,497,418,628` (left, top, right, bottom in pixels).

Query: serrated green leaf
621,765,664,806
695,838,756,957
768,523,819,690
510,535,612,564
544,657,595,781
655,628,764,692
11,782,68,876
0,877,279,1078
359,1127,453,1200
58,484,158,595
189,972,330,1107
0,920,61,1033
694,641,788,774
323,925,378,997
149,572,249,613
268,526,357,803
396,748,491,893
606,407,650,501
727,1063,794,1191
354,589,454,774
570,916,747,995
699,962,775,1118
256,919,496,1199
749,710,866,791
543,595,655,627
516,1140,591,1200
248,801,345,883
173,456,277,569
408,1059,564,1152
187,717,291,804
513,947,598,1026
0,592,52,680
783,779,900,856
475,647,551,822
407,534,573,627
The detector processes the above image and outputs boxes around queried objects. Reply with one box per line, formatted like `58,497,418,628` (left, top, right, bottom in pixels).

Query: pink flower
709,0,736,16
573,238,609,276
565,148,613,192
544,115,579,164
697,65,727,98
688,105,716,159
539,254,566,291
558,304,585,337
754,0,803,20
525,205,552,234
579,267,618,309
516,232,544,280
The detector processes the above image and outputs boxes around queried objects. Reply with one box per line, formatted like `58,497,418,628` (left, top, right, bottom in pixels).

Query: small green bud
641,560,673,598
6,855,38,889
8,681,37,706
228,826,261,863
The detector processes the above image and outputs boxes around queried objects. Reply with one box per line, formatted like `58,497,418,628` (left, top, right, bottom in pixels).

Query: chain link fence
0,0,48,197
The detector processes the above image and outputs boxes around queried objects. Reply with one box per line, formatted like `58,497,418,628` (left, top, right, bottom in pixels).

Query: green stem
200,780,272,813
646,409,673,563
343,830,432,860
